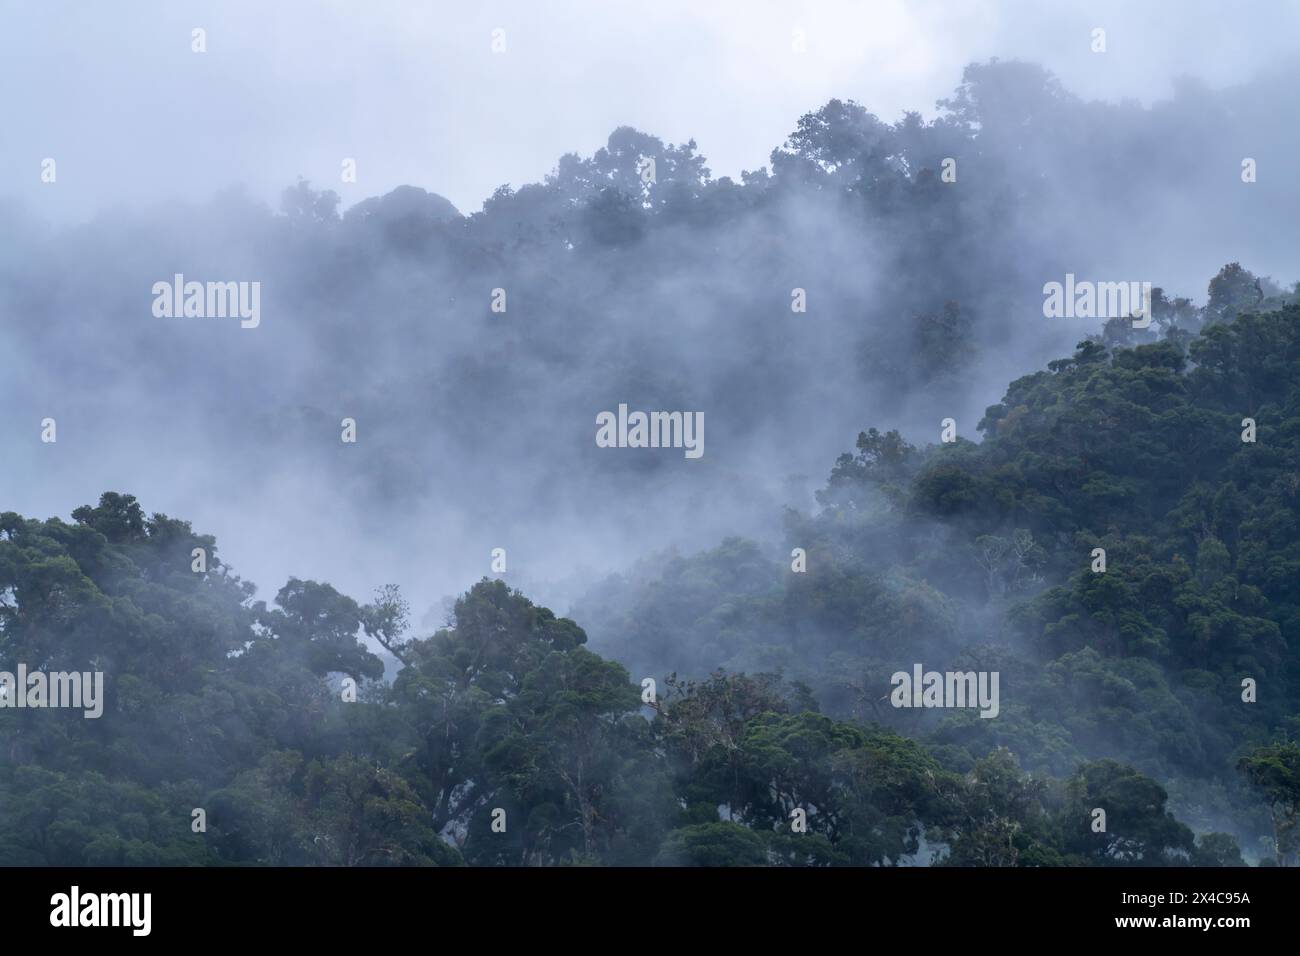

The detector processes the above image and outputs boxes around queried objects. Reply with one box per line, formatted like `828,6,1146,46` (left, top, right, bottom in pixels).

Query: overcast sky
4,0,1299,221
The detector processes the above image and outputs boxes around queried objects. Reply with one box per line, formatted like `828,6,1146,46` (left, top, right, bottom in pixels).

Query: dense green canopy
4,291,1295,865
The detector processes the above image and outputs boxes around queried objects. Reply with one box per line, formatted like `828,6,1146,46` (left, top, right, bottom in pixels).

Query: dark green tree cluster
0,497,1256,864
578,284,1300,861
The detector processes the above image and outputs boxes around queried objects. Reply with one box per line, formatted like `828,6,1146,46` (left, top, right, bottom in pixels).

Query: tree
1206,263,1263,324
253,579,384,682
1059,760,1195,865
1238,742,1300,866
655,822,768,866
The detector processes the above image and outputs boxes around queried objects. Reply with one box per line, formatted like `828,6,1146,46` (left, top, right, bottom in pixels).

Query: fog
6,0,1300,221
2,0,1298,635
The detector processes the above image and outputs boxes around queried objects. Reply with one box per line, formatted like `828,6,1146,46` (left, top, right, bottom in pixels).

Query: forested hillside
3,289,1297,865
576,290,1300,863
7,59,1300,615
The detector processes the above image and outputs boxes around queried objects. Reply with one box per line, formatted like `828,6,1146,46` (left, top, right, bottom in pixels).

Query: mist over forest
4,58,1300,615
2,26,1300,868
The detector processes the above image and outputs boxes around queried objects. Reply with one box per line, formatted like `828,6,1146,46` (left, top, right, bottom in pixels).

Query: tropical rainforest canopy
3,61,1299,867
3,287,1298,865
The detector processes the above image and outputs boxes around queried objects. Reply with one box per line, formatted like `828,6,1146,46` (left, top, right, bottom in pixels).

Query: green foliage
1058,760,1195,865
576,294,1300,862
3,283,1294,865
1238,742,1300,866
655,822,768,867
